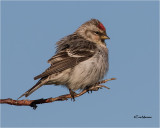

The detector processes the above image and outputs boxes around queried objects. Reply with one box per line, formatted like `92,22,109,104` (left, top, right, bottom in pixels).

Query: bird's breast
68,45,109,90
93,45,109,79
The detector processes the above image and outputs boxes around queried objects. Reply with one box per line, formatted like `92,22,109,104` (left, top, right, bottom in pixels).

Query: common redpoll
18,19,110,100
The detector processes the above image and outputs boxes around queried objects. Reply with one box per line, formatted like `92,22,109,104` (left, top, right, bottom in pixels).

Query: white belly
68,48,108,90
47,45,108,91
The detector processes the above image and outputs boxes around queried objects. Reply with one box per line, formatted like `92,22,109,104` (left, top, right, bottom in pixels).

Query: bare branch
0,78,116,109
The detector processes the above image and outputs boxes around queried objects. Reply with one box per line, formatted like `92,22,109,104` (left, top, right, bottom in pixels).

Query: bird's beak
101,35,110,40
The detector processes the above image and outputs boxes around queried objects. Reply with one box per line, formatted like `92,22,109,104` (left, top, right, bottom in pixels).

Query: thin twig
0,78,116,109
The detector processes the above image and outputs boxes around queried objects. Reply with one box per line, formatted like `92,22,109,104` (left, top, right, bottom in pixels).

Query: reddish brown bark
0,78,116,109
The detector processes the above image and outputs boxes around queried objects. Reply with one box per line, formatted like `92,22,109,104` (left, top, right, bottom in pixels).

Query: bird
18,19,110,100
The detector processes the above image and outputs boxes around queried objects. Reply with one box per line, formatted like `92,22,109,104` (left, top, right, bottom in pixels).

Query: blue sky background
1,1,159,127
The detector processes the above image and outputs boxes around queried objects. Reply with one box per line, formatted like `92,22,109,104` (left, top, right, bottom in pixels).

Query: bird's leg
85,86,93,94
69,89,77,101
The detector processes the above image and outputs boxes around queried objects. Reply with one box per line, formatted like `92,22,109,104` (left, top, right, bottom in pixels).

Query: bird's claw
69,89,77,102
87,90,92,94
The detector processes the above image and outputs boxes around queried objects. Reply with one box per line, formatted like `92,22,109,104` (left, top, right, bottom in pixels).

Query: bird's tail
18,78,46,99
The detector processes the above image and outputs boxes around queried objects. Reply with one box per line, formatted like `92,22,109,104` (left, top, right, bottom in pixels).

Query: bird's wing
34,46,96,80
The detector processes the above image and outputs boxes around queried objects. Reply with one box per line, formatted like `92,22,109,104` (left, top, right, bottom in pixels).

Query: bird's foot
86,85,110,93
69,89,77,101
85,86,98,93
87,90,92,94
85,87,93,94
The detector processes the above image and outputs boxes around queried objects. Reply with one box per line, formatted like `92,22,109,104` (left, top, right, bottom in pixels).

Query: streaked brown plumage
18,19,110,100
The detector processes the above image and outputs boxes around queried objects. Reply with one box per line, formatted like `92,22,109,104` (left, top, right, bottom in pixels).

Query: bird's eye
94,31,100,35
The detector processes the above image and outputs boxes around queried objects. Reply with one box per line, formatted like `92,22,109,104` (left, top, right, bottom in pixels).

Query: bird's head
75,19,110,44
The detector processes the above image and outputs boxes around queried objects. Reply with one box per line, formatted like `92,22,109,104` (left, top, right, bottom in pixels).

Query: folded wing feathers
34,35,97,80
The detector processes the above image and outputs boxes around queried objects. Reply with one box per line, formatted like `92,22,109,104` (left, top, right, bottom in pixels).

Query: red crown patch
98,23,106,31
